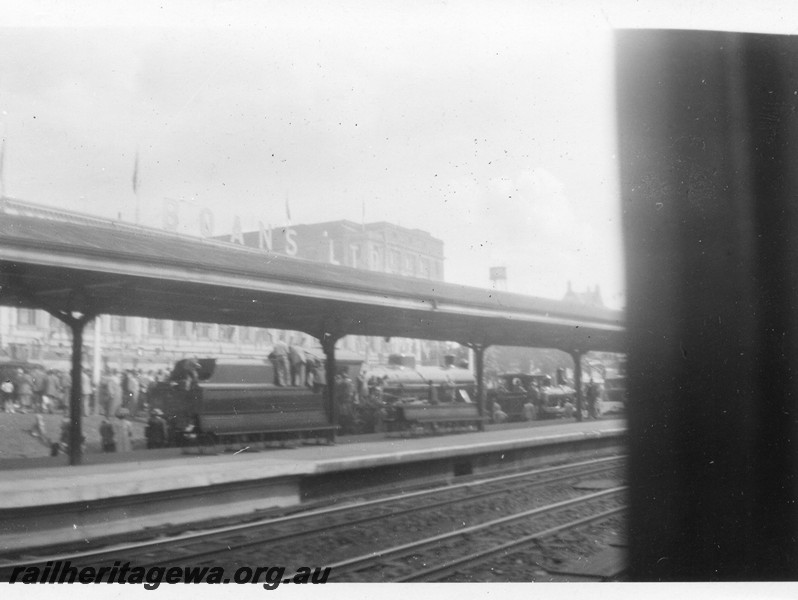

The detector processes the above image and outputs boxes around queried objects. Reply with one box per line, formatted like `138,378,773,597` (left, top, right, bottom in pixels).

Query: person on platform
98,371,112,417
16,369,33,413
56,417,85,456
114,409,133,452
125,371,140,417
42,370,61,414
1,377,14,412
586,378,600,420
81,369,93,416
108,370,123,417
269,341,290,387
32,368,46,413
335,369,355,434
59,371,71,412
288,345,307,387
523,400,537,421
492,400,508,424
100,417,116,452
146,408,168,449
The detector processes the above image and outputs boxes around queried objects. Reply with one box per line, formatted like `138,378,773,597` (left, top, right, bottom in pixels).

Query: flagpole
132,150,140,224
0,136,6,199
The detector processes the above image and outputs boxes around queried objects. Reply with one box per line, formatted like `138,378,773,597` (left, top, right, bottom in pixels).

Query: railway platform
0,418,625,555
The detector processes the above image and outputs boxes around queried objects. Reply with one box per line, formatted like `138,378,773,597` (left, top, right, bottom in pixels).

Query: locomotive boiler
364,354,484,434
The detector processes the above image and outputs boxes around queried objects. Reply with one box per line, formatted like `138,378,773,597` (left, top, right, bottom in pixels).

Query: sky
1,1,797,311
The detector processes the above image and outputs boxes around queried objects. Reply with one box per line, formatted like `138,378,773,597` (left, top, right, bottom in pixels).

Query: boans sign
161,199,298,256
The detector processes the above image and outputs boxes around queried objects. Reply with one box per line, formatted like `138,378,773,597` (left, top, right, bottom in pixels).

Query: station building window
173,321,189,338
109,315,127,333
17,308,37,327
194,323,212,339
419,257,431,279
389,250,400,273
148,319,165,336
371,246,383,271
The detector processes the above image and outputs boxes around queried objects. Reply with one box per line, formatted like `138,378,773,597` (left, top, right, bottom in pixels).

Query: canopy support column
320,331,342,442
466,343,489,431
50,310,95,466
570,349,584,422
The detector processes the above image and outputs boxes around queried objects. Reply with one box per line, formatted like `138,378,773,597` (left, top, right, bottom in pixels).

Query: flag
132,151,139,194
285,196,291,223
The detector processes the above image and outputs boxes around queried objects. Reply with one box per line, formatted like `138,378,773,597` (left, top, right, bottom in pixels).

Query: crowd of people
0,364,178,456
0,365,176,418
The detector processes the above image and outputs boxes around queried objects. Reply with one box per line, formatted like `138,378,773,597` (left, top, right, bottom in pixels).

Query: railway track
1,455,626,581
325,487,626,582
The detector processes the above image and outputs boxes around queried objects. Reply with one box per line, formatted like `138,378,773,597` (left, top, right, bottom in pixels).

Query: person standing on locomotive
288,344,307,387
269,340,290,387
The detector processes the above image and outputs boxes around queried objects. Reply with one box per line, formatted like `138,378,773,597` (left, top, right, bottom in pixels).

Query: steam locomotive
362,354,484,434
487,372,577,422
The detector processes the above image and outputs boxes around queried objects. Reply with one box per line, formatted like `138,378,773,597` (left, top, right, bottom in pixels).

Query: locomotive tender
149,358,336,447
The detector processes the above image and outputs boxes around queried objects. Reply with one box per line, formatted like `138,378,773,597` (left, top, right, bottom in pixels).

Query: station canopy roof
0,210,625,353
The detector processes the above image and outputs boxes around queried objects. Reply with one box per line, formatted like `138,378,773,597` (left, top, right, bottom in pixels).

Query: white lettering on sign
284,229,298,256
161,200,300,256
258,222,273,251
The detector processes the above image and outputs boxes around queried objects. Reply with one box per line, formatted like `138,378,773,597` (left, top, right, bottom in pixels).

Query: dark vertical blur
617,30,798,580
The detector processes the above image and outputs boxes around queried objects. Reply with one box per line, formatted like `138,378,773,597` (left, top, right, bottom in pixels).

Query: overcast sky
1,2,795,310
